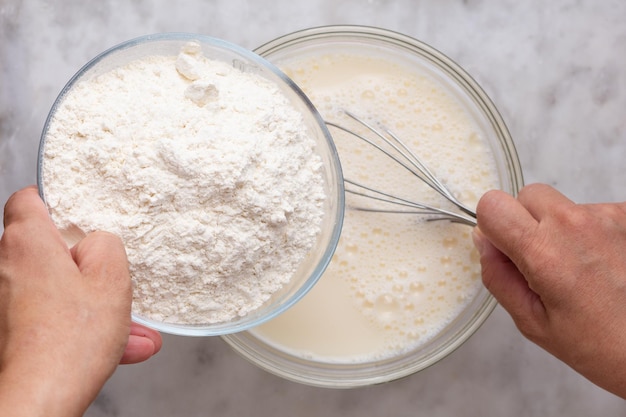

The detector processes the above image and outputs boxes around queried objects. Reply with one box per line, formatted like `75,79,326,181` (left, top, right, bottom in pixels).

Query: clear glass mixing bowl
222,25,524,387
37,33,344,336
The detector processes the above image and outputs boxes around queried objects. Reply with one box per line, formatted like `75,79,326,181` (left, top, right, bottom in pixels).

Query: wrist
0,360,91,417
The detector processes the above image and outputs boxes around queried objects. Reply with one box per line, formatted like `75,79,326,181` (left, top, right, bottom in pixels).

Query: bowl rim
222,24,524,387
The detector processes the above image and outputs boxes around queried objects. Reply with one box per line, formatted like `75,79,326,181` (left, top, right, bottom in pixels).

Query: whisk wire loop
345,179,477,226
327,111,477,226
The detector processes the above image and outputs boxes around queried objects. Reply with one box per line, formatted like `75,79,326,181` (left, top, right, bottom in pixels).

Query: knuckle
517,183,552,203
518,182,547,197
552,204,588,230
512,300,549,344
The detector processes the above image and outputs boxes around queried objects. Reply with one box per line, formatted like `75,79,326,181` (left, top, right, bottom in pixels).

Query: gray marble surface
1,0,626,415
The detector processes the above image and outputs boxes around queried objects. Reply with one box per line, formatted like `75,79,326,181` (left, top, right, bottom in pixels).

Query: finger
119,323,163,365
475,189,539,263
517,183,575,221
71,232,129,279
1,186,70,262
473,229,537,310
119,335,158,365
71,232,131,300
472,229,547,335
3,186,51,228
130,322,162,354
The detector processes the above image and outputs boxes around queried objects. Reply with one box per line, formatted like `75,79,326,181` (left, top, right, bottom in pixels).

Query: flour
41,42,327,325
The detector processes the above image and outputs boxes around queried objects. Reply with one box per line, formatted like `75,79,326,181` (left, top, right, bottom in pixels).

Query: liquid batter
251,51,499,363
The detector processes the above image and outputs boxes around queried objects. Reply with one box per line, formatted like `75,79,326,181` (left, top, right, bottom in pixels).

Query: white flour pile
41,41,326,325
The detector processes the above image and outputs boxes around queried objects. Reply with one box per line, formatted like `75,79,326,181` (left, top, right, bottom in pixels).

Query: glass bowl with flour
37,33,344,336
222,26,524,387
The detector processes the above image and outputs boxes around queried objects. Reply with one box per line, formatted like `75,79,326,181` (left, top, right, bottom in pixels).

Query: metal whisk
326,111,477,227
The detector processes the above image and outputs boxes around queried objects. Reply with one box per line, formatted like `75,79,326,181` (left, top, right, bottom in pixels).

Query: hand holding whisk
326,111,477,227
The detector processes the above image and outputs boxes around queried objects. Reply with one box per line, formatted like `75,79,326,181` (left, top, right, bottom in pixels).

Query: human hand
473,183,626,399
0,186,161,417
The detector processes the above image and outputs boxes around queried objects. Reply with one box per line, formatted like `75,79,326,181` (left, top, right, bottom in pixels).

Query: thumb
71,231,131,300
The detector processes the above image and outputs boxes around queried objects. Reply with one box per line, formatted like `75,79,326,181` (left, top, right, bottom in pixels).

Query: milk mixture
251,51,499,362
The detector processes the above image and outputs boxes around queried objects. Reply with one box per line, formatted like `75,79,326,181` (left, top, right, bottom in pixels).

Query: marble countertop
1,0,626,415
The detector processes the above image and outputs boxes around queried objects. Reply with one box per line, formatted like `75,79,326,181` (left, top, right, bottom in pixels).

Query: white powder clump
41,42,327,325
